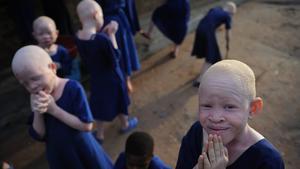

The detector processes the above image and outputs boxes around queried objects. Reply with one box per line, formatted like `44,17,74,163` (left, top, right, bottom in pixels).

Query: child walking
11,45,113,169
175,60,284,169
114,131,171,169
75,0,138,143
32,16,81,81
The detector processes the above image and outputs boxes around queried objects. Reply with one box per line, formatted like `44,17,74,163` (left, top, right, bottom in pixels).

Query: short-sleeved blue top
175,121,285,169
75,33,130,121
29,80,113,169
50,45,73,78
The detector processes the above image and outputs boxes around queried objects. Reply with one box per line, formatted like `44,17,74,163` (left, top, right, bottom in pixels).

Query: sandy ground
0,0,299,168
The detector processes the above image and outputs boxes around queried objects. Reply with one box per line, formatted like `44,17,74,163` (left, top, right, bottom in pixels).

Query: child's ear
249,97,263,117
48,62,57,73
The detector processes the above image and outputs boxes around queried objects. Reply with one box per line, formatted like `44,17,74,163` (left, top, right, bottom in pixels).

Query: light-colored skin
194,60,264,169
11,45,93,138
32,16,62,68
76,0,131,141
32,16,58,55
196,2,237,83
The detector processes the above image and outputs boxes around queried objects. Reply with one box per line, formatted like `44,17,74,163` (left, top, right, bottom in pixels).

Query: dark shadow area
263,0,300,5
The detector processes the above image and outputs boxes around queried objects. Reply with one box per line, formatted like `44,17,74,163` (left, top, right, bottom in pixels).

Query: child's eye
224,104,236,110
200,104,212,108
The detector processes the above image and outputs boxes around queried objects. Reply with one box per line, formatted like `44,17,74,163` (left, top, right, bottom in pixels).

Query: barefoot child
192,2,237,87
176,60,284,169
32,16,81,81
11,45,113,169
114,131,171,169
75,0,138,143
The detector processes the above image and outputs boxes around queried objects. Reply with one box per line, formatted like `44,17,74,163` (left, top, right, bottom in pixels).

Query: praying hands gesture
194,134,228,169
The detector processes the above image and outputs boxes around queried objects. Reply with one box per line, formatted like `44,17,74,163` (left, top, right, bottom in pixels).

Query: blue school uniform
114,152,172,169
152,0,190,45
191,7,232,64
96,0,141,76
75,32,130,121
50,45,72,78
28,80,113,169
175,121,285,169
123,0,141,35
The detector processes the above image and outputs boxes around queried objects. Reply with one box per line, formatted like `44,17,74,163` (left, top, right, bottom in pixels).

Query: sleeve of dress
175,121,203,169
260,154,285,169
71,81,94,123
60,46,73,76
113,152,126,169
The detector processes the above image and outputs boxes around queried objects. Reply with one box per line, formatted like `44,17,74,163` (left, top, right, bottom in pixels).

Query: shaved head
200,60,256,101
77,0,102,22
33,16,56,32
12,45,53,77
223,1,237,15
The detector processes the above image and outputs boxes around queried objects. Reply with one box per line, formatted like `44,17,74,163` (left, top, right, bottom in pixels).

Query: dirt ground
0,0,299,169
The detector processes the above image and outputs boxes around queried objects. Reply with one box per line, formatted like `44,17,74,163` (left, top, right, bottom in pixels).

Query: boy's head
32,16,58,48
125,131,154,169
223,1,237,15
198,60,263,145
77,0,104,31
11,45,57,94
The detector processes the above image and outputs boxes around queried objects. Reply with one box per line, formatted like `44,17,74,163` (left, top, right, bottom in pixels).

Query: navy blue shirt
175,121,285,169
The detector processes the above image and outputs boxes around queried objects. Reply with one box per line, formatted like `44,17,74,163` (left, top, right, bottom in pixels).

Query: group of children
9,0,285,169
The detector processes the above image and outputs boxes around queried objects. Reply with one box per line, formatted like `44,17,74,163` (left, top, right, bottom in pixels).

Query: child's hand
196,135,228,169
30,91,50,114
103,21,119,35
45,93,57,115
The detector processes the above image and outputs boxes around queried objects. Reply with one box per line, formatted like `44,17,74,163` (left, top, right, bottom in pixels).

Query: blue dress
28,80,113,169
123,0,141,35
175,121,285,169
152,0,190,45
191,7,232,64
114,152,172,169
50,45,73,78
75,33,130,121
96,0,140,76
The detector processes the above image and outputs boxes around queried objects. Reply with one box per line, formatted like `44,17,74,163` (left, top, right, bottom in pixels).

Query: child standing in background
75,0,138,143
32,16,81,81
144,0,190,58
114,131,171,169
191,2,237,87
11,45,113,169
175,60,285,169
96,0,141,93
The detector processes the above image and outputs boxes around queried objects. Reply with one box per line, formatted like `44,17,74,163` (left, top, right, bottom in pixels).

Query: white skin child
76,0,132,141
32,16,62,68
11,45,93,138
195,60,263,169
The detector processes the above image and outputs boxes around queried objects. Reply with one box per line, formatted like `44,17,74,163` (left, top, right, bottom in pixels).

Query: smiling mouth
207,127,229,133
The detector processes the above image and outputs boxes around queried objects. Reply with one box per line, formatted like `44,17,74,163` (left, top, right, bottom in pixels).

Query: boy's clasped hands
195,134,228,169
31,91,55,114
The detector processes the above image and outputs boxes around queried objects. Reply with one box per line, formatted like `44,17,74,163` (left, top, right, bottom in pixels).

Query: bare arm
225,29,231,51
47,99,93,132
31,93,47,137
103,21,119,49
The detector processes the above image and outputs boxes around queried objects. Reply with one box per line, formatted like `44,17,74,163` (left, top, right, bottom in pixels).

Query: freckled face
198,76,251,145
